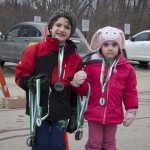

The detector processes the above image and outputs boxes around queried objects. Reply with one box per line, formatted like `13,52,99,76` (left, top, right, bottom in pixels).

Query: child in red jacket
15,9,82,150
71,26,138,150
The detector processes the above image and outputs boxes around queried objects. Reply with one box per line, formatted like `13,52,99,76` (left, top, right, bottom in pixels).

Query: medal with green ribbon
26,79,51,147
75,83,91,140
54,45,65,92
100,59,117,105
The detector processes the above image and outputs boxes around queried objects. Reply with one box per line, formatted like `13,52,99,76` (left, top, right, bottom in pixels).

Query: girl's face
50,17,71,45
101,41,119,62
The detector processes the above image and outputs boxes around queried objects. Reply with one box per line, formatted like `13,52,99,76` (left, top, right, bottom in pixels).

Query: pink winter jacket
75,56,138,125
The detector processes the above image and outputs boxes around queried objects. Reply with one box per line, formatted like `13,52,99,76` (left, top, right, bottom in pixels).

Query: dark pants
32,120,67,150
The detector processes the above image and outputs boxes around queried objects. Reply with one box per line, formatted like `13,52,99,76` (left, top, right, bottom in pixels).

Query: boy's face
101,41,119,62
50,17,71,45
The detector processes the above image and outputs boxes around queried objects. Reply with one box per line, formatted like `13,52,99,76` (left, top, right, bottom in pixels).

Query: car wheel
0,60,5,67
139,61,149,65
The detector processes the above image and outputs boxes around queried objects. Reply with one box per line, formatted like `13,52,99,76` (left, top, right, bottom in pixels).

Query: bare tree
0,0,150,41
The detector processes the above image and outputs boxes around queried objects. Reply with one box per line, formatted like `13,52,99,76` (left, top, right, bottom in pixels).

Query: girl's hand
123,109,137,127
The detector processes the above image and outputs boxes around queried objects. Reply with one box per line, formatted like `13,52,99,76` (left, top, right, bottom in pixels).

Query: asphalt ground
0,62,150,150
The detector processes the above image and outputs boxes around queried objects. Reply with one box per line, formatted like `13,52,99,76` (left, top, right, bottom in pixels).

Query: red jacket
15,36,82,86
75,55,138,124
15,36,82,121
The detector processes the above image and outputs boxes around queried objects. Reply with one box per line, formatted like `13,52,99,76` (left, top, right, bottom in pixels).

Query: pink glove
123,109,137,127
70,70,87,87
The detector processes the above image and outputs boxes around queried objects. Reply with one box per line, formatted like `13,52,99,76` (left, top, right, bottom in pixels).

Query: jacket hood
117,55,128,65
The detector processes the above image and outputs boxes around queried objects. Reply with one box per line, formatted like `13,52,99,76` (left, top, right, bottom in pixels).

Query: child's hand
27,74,49,93
123,109,137,127
66,113,77,133
70,70,87,87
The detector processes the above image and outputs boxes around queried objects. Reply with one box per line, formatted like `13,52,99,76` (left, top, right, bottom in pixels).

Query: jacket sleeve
123,65,138,110
15,44,37,90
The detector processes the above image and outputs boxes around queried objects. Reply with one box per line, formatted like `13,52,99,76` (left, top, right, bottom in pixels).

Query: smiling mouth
57,33,65,37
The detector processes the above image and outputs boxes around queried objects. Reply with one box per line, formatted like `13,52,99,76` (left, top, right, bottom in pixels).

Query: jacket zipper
103,81,110,124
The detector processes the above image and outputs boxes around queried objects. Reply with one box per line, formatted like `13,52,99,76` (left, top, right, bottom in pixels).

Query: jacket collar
45,35,77,57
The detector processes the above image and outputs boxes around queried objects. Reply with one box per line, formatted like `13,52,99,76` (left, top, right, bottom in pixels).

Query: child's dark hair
48,9,76,36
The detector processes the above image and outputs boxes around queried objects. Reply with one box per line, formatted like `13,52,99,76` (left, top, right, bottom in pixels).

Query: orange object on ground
65,132,70,150
0,66,10,97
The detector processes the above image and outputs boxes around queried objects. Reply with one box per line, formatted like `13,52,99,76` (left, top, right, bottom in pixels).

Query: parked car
0,22,90,66
125,30,150,64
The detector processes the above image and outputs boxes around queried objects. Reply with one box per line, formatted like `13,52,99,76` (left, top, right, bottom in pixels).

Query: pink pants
85,121,117,150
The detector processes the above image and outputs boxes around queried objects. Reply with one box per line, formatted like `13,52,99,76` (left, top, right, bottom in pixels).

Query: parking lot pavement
0,63,150,150
0,99,150,150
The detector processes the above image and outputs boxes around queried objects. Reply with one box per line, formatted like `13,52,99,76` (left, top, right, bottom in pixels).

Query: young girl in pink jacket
70,26,138,150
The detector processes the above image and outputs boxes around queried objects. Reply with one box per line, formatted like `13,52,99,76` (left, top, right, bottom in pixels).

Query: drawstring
113,59,119,78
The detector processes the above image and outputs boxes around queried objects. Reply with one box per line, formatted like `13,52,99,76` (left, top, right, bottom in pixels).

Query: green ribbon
58,46,65,80
100,59,117,95
76,83,91,129
29,79,51,135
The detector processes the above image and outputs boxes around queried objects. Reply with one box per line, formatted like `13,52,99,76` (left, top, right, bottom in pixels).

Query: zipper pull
113,69,117,78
